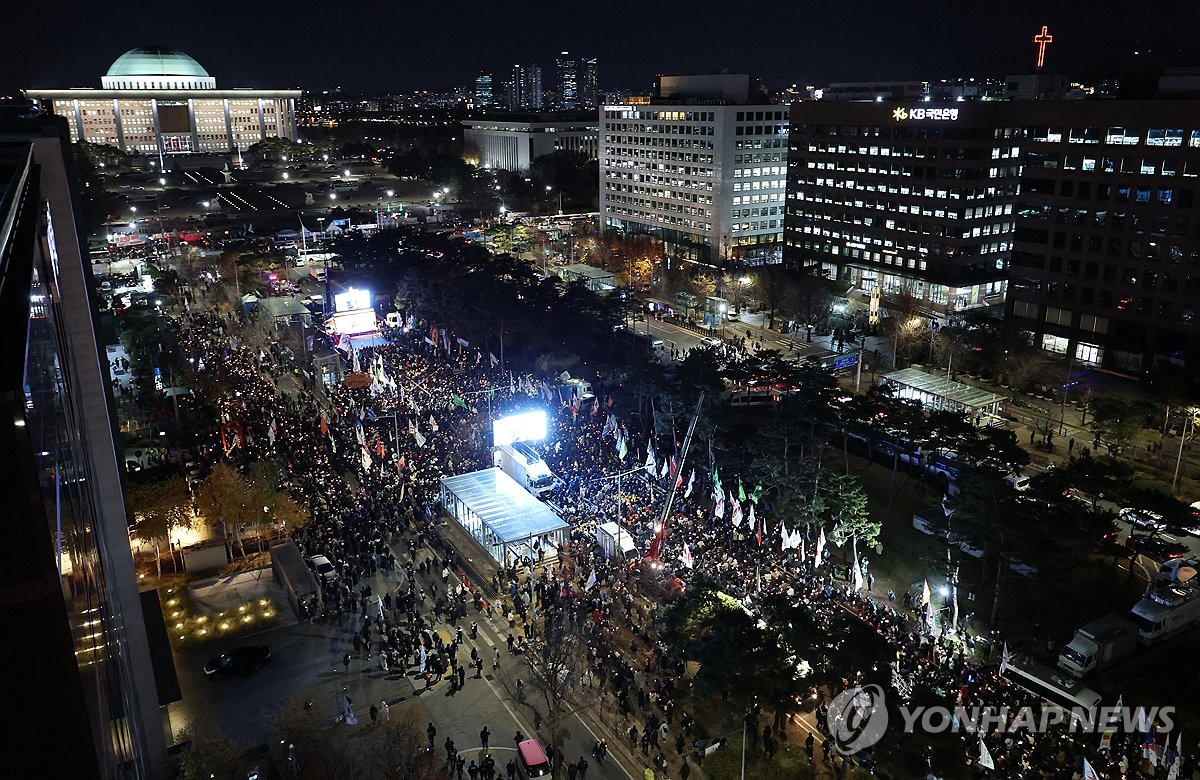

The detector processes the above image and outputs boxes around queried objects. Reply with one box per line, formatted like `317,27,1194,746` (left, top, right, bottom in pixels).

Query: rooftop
106,46,210,79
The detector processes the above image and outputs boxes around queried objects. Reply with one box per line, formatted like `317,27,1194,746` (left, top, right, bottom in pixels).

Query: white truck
595,521,638,562
1129,579,1200,644
494,441,556,497
1057,613,1139,678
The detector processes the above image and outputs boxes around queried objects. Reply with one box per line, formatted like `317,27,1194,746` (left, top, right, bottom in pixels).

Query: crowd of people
161,279,1194,780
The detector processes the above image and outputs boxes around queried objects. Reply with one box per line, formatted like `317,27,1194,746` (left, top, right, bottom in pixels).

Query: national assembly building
24,45,300,158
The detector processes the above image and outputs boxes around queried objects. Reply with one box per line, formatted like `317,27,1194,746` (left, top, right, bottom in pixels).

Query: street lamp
386,189,394,198
343,169,351,178
158,177,166,187
329,192,337,201
282,172,289,180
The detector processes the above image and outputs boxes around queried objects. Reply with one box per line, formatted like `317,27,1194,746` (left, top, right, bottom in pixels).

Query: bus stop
439,468,569,567
882,367,1007,419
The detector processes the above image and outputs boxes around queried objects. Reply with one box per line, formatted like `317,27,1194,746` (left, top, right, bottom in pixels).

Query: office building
474,72,494,109
557,54,578,110
600,74,787,265
579,58,599,108
24,45,300,157
1006,100,1200,372
0,111,169,777
783,100,1019,317
512,64,543,111
463,115,599,172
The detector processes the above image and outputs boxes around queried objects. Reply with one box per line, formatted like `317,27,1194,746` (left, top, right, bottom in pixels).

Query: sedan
1126,535,1188,562
1120,508,1166,533
204,645,272,678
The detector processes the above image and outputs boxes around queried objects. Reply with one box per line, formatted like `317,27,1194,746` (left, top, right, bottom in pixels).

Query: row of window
604,125,715,136
1027,153,1200,177
604,137,716,151
798,142,1020,160
733,166,785,177
801,158,1019,181
731,220,781,233
788,223,1011,259
1029,127,1200,147
1011,276,1199,323
1014,238,1199,266
1017,205,1197,233
602,203,713,233
731,180,785,192
790,177,1020,201
603,182,715,205
732,193,784,206
604,110,717,121
734,139,787,150
734,152,785,164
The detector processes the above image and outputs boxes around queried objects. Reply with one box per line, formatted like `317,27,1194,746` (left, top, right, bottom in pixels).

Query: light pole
1172,409,1197,492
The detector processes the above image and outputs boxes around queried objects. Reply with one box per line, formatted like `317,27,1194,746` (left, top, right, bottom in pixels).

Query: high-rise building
783,101,1019,318
1005,100,1200,372
600,74,787,265
783,97,1200,373
557,53,578,110
579,58,599,108
0,110,169,777
511,64,543,111
24,45,300,156
474,72,494,109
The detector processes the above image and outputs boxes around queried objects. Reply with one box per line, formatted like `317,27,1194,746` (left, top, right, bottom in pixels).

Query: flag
592,397,599,417
731,498,743,528
674,464,684,491
713,489,725,520
659,459,668,480
414,428,427,448
999,642,1010,677
585,570,597,591
343,695,357,726
644,443,656,475
681,543,694,569
616,431,628,461
490,352,498,367
814,526,826,568
355,418,365,447
319,416,329,438
921,579,932,608
755,511,763,547
1081,758,1099,780
428,414,438,432
712,467,721,494
397,454,406,471
352,347,361,373
749,505,757,538
749,484,763,504
738,479,747,503
684,469,695,497
602,414,616,438
780,523,790,552
977,739,995,770
267,417,276,447
361,446,372,472
452,393,467,409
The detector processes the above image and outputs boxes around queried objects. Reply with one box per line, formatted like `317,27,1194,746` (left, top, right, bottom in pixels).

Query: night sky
2,0,1192,97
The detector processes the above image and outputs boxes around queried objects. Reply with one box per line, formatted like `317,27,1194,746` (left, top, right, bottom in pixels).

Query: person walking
427,722,436,751
480,725,491,751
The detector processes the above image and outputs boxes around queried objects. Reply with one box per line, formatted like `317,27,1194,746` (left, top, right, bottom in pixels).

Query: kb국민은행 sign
892,107,959,122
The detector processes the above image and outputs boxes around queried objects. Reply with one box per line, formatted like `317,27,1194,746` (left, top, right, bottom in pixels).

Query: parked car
1126,535,1188,562
306,554,337,582
204,645,272,678
1120,507,1167,533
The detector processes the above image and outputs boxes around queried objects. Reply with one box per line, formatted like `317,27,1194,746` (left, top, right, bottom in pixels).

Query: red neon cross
1033,25,1054,70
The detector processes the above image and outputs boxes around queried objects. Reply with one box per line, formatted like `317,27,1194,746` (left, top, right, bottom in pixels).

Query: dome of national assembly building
101,46,216,89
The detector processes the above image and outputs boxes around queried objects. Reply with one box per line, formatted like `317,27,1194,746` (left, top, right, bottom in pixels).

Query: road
174,536,638,779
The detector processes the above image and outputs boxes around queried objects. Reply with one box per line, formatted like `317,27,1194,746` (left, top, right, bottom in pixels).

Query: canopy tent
557,263,616,292
883,367,1007,417
258,296,311,330
439,468,568,567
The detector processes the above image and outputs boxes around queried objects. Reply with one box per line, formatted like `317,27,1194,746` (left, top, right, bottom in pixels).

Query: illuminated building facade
1005,100,1200,372
783,100,1019,316
0,112,168,777
25,45,300,156
600,74,787,265
463,115,598,172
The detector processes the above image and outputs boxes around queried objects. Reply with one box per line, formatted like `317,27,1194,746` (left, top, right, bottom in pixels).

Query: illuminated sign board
493,410,548,446
892,107,960,122
334,287,372,313
329,310,377,336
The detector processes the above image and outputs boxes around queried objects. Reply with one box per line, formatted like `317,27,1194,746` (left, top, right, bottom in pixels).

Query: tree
495,612,600,778
175,724,243,780
195,462,265,559
1088,395,1144,456
125,476,192,577
823,473,879,589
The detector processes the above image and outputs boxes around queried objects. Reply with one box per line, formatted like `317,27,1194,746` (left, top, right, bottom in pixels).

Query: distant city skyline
3,0,1195,97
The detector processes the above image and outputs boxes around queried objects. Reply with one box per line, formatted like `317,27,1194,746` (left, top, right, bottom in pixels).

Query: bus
1002,660,1101,721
